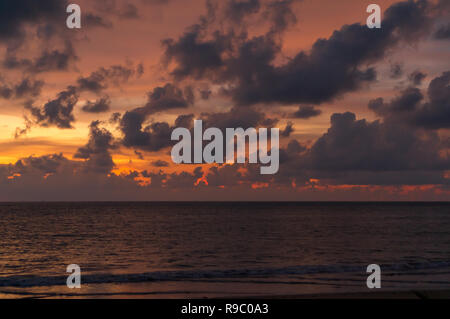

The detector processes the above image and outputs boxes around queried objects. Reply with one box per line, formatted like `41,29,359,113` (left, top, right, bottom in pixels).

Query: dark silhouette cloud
120,110,175,152
12,153,67,175
144,84,194,114
77,63,144,93
370,71,450,129
3,41,78,73
201,106,278,130
26,86,78,129
163,0,436,106
82,96,111,113
74,121,117,173
409,70,427,85
300,112,448,172
433,23,450,39
151,160,169,167
225,0,261,24
390,63,404,79
84,13,113,28
0,0,67,42
162,26,231,80
291,105,322,119
0,78,44,99
280,122,294,137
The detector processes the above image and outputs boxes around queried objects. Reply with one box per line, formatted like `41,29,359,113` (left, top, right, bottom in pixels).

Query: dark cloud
433,23,450,39
144,84,194,114
84,13,113,28
3,41,78,73
174,113,195,128
141,0,172,5
20,62,143,131
225,0,261,24
0,78,44,99
77,63,144,93
25,86,78,129
199,88,212,100
81,96,111,113
118,3,139,19
163,0,436,106
369,87,423,116
91,0,139,21
162,26,231,80
264,0,299,34
409,70,427,85
291,105,322,119
151,160,169,167
280,122,294,137
262,111,450,187
369,71,450,129
200,106,278,130
120,109,175,152
390,63,404,79
300,112,448,172
74,121,117,173
0,0,67,42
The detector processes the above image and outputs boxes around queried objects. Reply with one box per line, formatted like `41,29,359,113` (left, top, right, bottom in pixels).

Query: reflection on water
1,202,450,298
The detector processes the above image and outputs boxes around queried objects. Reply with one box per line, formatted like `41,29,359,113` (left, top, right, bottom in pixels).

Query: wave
2,260,450,288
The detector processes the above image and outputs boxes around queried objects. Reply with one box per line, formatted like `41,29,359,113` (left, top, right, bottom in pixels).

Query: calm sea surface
1,202,450,298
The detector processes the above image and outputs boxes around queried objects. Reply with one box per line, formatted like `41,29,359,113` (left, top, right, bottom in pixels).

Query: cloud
82,96,111,113
143,84,194,114
201,106,278,130
74,121,117,173
120,109,175,152
300,112,448,172
369,71,450,129
12,153,68,175
118,3,139,19
163,0,437,106
162,26,231,80
151,160,169,167
84,13,113,28
433,23,450,39
3,41,78,73
0,78,44,99
77,63,144,93
25,86,78,129
291,105,322,119
0,0,68,42
390,63,404,79
408,70,427,85
225,0,261,24
280,122,294,137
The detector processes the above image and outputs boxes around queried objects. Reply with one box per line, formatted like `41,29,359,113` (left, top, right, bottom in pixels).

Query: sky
0,0,449,201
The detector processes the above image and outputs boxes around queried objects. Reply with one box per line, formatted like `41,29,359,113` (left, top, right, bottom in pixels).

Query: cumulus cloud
143,84,194,114
3,41,78,73
74,121,117,173
409,70,427,85
0,78,44,99
81,96,111,113
163,0,437,107
77,63,144,93
0,0,67,42
433,23,450,39
369,71,450,129
25,86,78,129
291,105,322,119
120,110,175,152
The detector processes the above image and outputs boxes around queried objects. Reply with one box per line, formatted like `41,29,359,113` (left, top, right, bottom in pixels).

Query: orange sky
0,0,448,200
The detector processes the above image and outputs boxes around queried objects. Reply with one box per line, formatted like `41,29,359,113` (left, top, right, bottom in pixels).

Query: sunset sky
0,0,449,201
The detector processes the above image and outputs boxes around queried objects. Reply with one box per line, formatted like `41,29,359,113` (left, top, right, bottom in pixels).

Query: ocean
1,202,449,298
